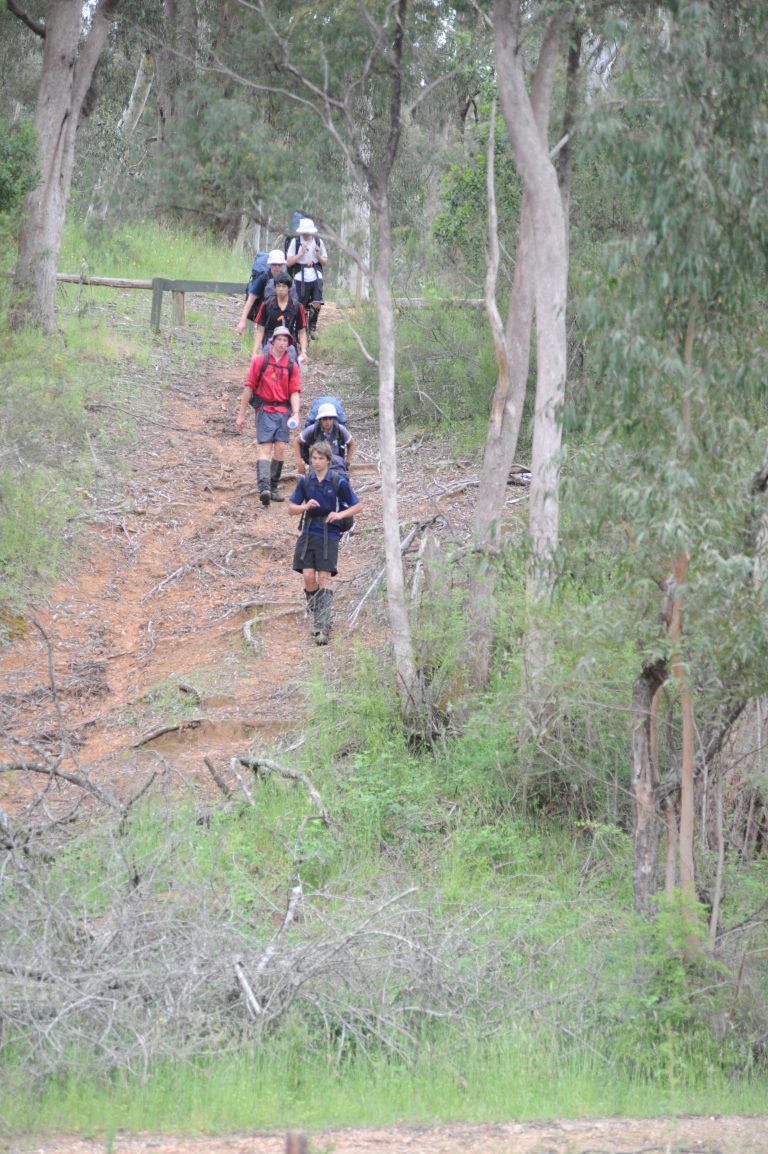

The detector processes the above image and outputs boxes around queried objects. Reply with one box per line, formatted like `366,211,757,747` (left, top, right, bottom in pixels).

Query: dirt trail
5,301,765,1154
23,1112,768,1153
0,304,390,808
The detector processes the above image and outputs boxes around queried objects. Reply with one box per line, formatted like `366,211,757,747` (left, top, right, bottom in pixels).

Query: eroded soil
3,297,765,1154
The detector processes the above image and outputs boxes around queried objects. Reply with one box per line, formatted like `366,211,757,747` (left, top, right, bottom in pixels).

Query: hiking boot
314,588,334,639
270,459,285,501
305,588,320,638
257,460,271,506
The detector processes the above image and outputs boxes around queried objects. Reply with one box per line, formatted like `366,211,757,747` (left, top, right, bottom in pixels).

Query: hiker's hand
297,462,306,475
235,319,246,335
298,351,308,364
305,498,320,511
236,412,246,430
326,510,343,523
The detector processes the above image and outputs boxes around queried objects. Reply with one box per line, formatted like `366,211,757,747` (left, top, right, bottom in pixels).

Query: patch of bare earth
3,301,764,1154
20,1113,768,1154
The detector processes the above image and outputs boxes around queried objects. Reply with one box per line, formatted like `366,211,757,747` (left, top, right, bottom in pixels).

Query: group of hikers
235,215,361,647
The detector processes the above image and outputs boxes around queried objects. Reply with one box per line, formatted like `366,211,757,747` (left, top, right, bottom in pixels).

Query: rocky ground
2,296,766,1154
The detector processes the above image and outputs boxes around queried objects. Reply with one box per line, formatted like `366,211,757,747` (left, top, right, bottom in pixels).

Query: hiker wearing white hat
285,217,328,338
236,249,297,337
294,401,355,476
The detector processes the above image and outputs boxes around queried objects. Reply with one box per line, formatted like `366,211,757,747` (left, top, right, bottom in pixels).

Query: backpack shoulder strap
254,351,268,386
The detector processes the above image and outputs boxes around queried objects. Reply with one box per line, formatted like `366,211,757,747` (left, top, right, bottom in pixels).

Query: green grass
60,219,246,283
5,1033,766,1136
0,219,246,611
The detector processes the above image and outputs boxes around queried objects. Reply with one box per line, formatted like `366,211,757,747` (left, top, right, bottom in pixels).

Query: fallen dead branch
242,756,331,826
132,717,208,748
204,755,232,799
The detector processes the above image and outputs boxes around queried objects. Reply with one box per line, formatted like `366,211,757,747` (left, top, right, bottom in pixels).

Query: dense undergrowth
1,221,768,1137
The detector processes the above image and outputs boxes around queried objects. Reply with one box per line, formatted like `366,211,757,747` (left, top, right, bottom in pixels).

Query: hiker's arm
288,495,319,517
345,434,356,465
236,386,254,430
294,436,306,475
252,324,265,355
286,241,300,269
327,500,361,524
289,388,301,422
237,293,257,334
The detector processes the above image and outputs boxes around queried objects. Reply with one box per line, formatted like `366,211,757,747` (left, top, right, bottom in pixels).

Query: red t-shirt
246,351,301,411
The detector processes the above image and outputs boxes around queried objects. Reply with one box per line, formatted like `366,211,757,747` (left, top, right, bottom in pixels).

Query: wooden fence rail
56,273,485,332
56,273,244,332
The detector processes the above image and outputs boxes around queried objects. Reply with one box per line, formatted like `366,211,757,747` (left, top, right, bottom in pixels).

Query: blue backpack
246,251,270,296
305,396,347,426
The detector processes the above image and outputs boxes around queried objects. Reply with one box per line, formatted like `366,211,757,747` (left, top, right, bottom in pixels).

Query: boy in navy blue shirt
288,441,361,645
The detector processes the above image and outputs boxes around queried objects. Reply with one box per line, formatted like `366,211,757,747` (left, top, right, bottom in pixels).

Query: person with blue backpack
252,273,309,361
236,248,297,337
294,399,355,475
288,441,361,645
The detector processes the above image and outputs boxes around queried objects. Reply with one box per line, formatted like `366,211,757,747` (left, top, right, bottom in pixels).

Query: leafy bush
0,117,37,216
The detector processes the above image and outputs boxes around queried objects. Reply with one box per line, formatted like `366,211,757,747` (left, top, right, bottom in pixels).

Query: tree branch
6,0,45,37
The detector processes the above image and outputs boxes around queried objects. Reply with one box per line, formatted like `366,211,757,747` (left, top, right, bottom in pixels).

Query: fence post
172,290,185,326
285,1132,308,1154
150,277,165,332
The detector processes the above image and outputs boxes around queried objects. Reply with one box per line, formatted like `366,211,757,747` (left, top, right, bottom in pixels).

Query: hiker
285,217,328,338
236,249,296,336
236,326,301,506
294,400,355,475
288,441,361,645
252,272,309,361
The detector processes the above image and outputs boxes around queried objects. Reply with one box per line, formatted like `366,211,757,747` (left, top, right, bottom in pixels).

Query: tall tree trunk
9,0,120,333
372,194,421,717
631,659,667,916
469,9,565,689
494,3,569,713
494,3,568,600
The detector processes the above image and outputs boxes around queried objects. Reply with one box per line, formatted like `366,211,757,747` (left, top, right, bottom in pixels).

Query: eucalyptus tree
7,0,120,333
467,3,576,689
571,0,768,929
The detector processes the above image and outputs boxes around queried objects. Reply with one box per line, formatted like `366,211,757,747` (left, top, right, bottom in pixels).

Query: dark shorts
256,408,289,444
297,280,324,307
292,531,339,576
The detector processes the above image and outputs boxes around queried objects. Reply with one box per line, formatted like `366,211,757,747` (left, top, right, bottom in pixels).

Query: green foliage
0,117,37,216
433,112,522,285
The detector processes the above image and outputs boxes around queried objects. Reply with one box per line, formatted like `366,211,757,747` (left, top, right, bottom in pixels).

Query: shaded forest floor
3,298,766,1154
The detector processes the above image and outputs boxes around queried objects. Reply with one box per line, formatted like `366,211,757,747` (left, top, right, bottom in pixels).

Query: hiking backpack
305,396,348,426
298,468,354,535
246,250,270,297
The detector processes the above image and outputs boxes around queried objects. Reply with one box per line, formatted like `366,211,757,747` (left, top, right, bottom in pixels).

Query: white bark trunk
373,198,420,716
11,0,119,333
494,3,568,592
